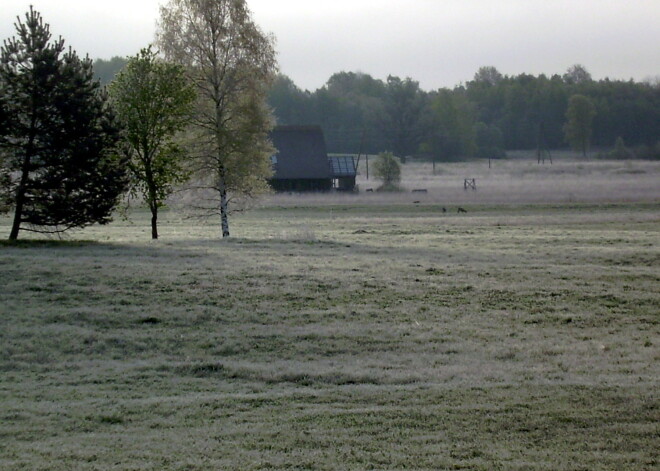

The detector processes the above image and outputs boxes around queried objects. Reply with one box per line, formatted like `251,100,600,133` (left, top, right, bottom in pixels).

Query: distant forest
94,58,660,160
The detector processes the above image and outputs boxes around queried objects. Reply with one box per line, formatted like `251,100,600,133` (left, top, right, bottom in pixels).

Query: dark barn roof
270,125,332,180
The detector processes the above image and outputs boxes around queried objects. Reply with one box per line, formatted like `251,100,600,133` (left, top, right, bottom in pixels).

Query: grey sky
2,0,658,90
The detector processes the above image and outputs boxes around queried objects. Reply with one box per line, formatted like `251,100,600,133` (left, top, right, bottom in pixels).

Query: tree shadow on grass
0,238,233,260
0,239,101,248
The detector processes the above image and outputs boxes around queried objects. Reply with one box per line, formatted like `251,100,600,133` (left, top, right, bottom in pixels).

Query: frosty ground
1,158,658,470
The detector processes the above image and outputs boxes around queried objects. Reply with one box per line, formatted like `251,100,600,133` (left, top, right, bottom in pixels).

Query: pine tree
0,7,128,240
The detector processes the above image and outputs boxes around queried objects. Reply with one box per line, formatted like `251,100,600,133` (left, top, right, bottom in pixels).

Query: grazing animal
457,207,467,213
442,207,447,213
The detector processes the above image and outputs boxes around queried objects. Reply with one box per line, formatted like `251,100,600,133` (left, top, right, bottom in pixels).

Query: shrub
373,152,401,191
632,142,660,160
609,137,634,159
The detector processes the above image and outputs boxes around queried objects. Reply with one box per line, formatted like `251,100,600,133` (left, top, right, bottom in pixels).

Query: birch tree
156,0,277,237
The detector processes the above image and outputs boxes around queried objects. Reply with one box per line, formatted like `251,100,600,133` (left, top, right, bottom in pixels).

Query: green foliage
609,136,634,159
372,152,401,189
157,0,277,237
268,74,314,125
109,46,196,239
0,150,11,213
475,122,506,159
267,65,659,158
421,89,477,161
383,76,425,160
473,65,503,86
0,7,128,240
318,71,387,154
629,141,660,160
93,56,128,85
563,64,592,85
564,94,597,156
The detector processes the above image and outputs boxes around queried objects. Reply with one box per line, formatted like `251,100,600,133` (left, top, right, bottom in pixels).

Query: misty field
1,159,659,470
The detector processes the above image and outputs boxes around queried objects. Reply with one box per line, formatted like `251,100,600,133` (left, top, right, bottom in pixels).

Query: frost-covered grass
0,161,658,470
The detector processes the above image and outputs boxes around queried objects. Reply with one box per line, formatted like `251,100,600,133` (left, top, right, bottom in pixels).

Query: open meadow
1,159,659,470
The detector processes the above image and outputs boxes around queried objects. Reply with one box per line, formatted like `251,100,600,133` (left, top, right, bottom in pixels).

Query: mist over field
261,156,660,207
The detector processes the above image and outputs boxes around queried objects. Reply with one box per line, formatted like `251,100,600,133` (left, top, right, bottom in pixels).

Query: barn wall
269,178,333,192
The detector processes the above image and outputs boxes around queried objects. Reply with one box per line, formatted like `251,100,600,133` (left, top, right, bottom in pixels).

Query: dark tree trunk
146,170,159,239
9,154,32,240
151,207,158,239
9,192,24,240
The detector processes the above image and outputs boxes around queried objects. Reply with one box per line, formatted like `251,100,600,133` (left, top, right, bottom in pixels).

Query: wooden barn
269,125,357,192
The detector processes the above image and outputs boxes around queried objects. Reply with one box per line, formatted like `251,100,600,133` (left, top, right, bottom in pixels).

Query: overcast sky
2,0,659,91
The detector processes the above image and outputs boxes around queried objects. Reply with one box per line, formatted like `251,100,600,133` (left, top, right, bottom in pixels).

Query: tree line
94,60,660,161
267,66,660,160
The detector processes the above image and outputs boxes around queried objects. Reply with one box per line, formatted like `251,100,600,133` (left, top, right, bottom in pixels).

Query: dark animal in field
457,207,467,213
442,207,447,213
